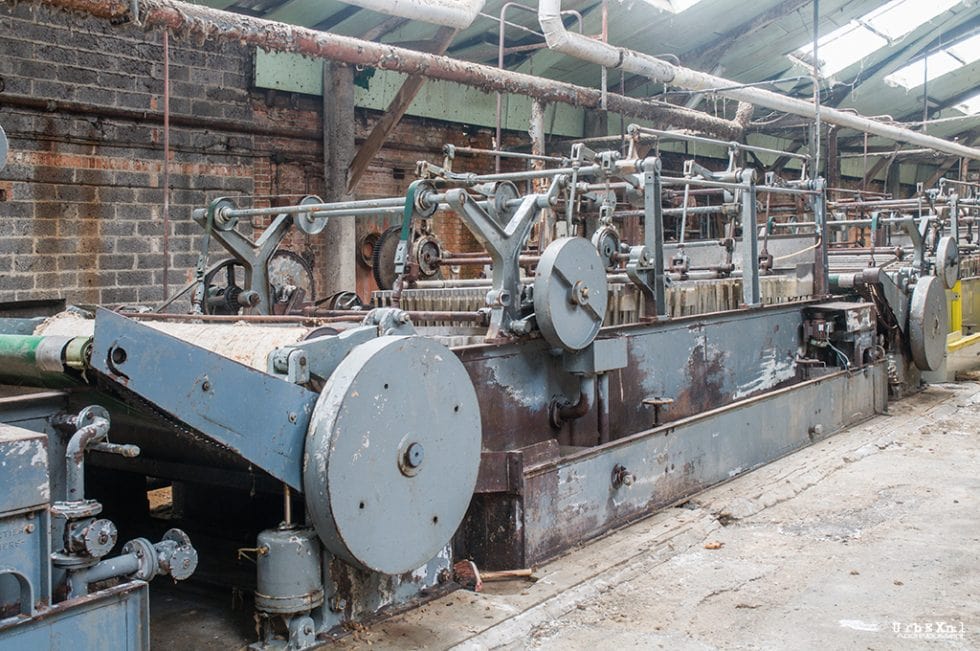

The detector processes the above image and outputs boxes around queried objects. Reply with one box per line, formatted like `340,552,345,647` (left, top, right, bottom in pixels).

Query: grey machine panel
0,583,149,650
89,308,318,490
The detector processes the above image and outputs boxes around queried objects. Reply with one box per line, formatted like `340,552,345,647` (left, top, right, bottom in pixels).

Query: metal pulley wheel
591,225,621,271
490,181,520,223
372,226,443,290
413,234,443,279
204,251,315,314
908,275,948,372
203,258,252,315
936,235,959,290
372,225,402,290
293,195,327,236
268,249,316,304
534,237,608,351
302,336,482,575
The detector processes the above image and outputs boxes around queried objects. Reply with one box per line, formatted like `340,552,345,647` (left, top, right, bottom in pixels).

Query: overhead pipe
538,0,980,161
342,0,485,29
35,0,745,140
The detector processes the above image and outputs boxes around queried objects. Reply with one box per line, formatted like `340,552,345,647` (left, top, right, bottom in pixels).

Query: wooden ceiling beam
346,26,458,192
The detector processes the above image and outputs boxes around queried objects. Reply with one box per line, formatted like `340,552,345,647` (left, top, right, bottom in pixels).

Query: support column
739,169,761,308
322,62,357,296
529,100,554,251
826,126,840,190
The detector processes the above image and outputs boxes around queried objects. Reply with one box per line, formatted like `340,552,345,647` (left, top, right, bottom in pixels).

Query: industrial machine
1,126,974,649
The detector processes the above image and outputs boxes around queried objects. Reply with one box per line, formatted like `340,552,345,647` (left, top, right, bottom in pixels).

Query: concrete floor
338,382,980,650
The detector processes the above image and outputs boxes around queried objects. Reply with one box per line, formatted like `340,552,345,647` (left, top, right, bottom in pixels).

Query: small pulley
413,234,443,279
591,225,621,272
293,195,327,236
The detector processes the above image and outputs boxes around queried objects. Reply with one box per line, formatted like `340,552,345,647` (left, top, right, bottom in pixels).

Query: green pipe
0,334,83,388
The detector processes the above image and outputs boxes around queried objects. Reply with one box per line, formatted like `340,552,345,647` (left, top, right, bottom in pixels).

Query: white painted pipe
538,0,980,160
343,0,486,29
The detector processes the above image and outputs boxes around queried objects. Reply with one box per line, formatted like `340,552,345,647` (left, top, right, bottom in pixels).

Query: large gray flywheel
303,336,481,575
908,275,948,372
534,237,608,352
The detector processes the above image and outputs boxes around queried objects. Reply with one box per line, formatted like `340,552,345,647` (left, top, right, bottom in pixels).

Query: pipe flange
50,499,103,520
76,405,110,429
50,551,99,570
122,537,158,581
549,399,571,429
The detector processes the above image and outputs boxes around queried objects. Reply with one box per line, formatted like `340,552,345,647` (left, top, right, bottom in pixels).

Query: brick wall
0,2,517,307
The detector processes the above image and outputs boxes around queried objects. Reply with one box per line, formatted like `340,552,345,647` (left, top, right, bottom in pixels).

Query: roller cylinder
0,334,87,387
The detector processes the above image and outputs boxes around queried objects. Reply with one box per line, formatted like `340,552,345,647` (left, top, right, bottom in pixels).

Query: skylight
670,0,704,11
954,90,980,115
884,32,980,89
642,0,705,13
790,0,963,76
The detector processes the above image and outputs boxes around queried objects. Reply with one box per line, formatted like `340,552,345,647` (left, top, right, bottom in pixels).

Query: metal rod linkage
629,125,810,161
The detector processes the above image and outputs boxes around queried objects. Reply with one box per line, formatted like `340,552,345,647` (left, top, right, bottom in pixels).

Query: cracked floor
341,382,980,650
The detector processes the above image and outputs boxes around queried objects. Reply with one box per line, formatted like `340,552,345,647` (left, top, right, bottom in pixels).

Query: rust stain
668,343,728,422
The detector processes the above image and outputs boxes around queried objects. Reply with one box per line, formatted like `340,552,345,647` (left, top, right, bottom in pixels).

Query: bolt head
405,442,424,468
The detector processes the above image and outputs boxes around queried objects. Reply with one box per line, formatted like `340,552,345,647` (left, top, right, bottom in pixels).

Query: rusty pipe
496,3,582,171
551,375,595,428
538,0,980,160
342,0,485,29
65,417,111,502
37,0,745,140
